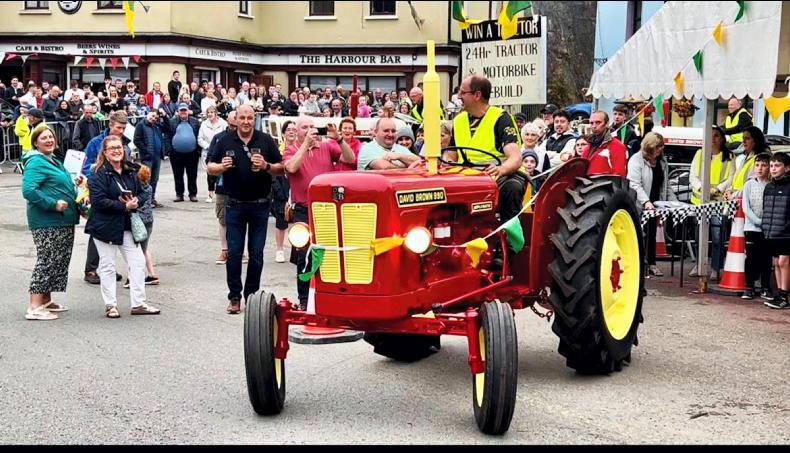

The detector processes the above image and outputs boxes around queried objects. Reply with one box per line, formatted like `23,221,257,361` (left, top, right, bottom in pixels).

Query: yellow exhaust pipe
422,40,441,175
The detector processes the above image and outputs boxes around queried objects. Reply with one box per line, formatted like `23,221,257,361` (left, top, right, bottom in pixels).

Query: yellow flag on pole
637,111,645,136
123,1,136,38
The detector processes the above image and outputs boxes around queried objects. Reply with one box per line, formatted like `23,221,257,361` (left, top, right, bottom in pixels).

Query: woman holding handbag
85,135,160,318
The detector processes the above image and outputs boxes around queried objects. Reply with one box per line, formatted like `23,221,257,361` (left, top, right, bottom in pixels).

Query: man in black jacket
611,104,641,158
167,70,182,103
71,105,101,151
41,85,63,122
134,110,165,206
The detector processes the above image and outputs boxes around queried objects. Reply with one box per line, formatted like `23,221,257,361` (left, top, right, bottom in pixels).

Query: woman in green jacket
21,125,79,321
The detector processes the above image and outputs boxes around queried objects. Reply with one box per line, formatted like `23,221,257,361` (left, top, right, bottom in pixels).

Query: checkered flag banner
640,199,740,228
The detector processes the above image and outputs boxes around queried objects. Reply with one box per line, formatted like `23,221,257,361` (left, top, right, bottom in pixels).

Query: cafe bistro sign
8,43,146,56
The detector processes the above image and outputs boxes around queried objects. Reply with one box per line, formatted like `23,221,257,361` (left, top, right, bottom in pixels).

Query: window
97,1,122,9
239,0,250,15
192,69,219,84
24,1,49,9
369,0,395,16
298,75,406,95
309,1,334,16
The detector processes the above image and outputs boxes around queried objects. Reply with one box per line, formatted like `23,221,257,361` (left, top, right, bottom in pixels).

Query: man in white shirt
63,79,85,102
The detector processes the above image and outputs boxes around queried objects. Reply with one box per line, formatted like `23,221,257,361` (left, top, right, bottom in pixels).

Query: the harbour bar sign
462,16,547,106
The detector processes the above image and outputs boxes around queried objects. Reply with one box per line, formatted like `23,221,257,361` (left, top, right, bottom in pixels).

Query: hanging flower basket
672,98,698,118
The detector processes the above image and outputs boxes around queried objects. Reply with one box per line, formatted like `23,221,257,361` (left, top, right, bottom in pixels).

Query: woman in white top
200,91,217,116
197,105,227,202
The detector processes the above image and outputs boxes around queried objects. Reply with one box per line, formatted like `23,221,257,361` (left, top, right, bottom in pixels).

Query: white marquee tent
588,1,790,287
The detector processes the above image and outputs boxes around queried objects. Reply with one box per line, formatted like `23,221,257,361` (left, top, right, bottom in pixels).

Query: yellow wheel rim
599,209,640,340
474,328,486,407
273,318,283,389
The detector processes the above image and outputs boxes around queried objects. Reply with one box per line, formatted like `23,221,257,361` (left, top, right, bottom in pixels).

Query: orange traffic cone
655,218,671,259
716,200,747,293
289,277,363,344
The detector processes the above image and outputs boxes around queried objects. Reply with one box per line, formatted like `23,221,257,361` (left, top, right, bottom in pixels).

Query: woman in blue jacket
85,135,160,318
21,125,79,321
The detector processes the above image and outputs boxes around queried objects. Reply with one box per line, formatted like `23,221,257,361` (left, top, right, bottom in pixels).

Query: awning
588,1,784,100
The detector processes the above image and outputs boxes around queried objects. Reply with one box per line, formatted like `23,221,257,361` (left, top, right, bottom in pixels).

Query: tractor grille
311,202,341,283
311,202,377,284
341,203,377,284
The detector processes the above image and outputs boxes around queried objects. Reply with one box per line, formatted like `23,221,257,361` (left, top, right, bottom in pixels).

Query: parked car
565,102,592,121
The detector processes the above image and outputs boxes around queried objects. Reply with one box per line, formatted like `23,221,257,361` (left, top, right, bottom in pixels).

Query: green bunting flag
452,1,481,30
693,50,703,75
498,1,533,40
298,248,326,282
735,0,746,22
502,217,525,253
653,94,664,121
619,126,627,142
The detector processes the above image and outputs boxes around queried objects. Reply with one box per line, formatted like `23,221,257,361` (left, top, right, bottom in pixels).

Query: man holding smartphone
207,105,284,314
283,116,355,309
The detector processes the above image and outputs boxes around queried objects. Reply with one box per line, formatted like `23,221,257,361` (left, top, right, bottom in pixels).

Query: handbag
284,197,294,223
130,212,148,243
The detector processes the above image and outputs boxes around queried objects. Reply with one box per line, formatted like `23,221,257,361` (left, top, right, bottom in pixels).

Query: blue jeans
225,199,270,301
145,158,161,201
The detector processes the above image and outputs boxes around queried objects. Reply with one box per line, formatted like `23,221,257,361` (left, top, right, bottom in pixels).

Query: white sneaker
275,249,285,263
205,196,213,203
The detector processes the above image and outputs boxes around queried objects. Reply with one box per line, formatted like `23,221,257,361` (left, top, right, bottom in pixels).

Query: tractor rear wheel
549,176,645,374
244,291,286,415
472,301,518,435
363,332,441,363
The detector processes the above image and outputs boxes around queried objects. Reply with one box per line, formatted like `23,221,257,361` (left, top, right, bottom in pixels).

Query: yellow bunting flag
464,238,489,268
637,111,645,136
712,21,725,46
674,72,684,96
764,96,790,123
370,237,405,256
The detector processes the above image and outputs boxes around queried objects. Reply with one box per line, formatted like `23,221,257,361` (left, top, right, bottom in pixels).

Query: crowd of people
10,69,788,321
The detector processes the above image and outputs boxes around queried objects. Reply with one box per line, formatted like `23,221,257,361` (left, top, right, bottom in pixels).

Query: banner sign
461,16,547,106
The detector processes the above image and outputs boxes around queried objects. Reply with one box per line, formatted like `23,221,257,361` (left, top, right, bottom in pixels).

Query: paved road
0,161,788,444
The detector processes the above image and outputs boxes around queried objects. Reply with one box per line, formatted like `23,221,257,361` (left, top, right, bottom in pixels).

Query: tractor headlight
404,227,432,254
288,222,311,249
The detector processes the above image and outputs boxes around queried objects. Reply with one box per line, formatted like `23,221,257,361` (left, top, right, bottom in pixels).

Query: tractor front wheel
549,176,645,374
244,290,286,415
472,301,518,435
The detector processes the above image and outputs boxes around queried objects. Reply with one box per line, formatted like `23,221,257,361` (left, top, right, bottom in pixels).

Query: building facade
0,1,464,101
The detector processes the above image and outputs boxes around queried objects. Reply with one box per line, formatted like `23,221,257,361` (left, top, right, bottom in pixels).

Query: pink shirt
332,137,362,172
283,140,342,204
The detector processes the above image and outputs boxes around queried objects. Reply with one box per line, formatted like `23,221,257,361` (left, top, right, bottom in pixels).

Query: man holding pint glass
207,105,284,314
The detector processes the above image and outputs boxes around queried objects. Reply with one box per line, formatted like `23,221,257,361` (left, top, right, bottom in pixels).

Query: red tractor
243,148,645,435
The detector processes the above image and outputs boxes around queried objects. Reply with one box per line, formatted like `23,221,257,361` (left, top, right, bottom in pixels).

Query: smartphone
316,126,328,135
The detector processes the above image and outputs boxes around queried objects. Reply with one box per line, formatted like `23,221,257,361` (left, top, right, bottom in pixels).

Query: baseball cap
177,103,189,110
540,104,558,114
514,112,528,122
28,108,45,119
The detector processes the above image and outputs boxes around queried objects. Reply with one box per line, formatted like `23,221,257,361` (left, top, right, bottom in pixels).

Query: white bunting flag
121,57,130,69
98,58,106,70
20,54,29,63
0,53,5,64
74,56,83,66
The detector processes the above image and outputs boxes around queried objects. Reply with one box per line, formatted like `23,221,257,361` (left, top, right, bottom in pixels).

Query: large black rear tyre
363,332,441,363
244,291,286,415
472,301,518,435
549,176,645,374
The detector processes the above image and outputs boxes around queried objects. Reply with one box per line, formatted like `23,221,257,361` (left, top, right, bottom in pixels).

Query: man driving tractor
442,75,524,221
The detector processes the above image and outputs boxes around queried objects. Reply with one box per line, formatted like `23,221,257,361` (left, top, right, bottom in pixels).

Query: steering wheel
438,146,503,169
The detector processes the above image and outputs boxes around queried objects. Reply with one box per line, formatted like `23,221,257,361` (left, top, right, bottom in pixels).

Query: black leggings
745,231,772,290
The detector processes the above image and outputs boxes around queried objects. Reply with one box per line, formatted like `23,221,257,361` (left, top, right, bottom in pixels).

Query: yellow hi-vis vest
724,108,752,143
691,149,733,205
732,154,756,191
411,103,423,122
453,107,518,164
